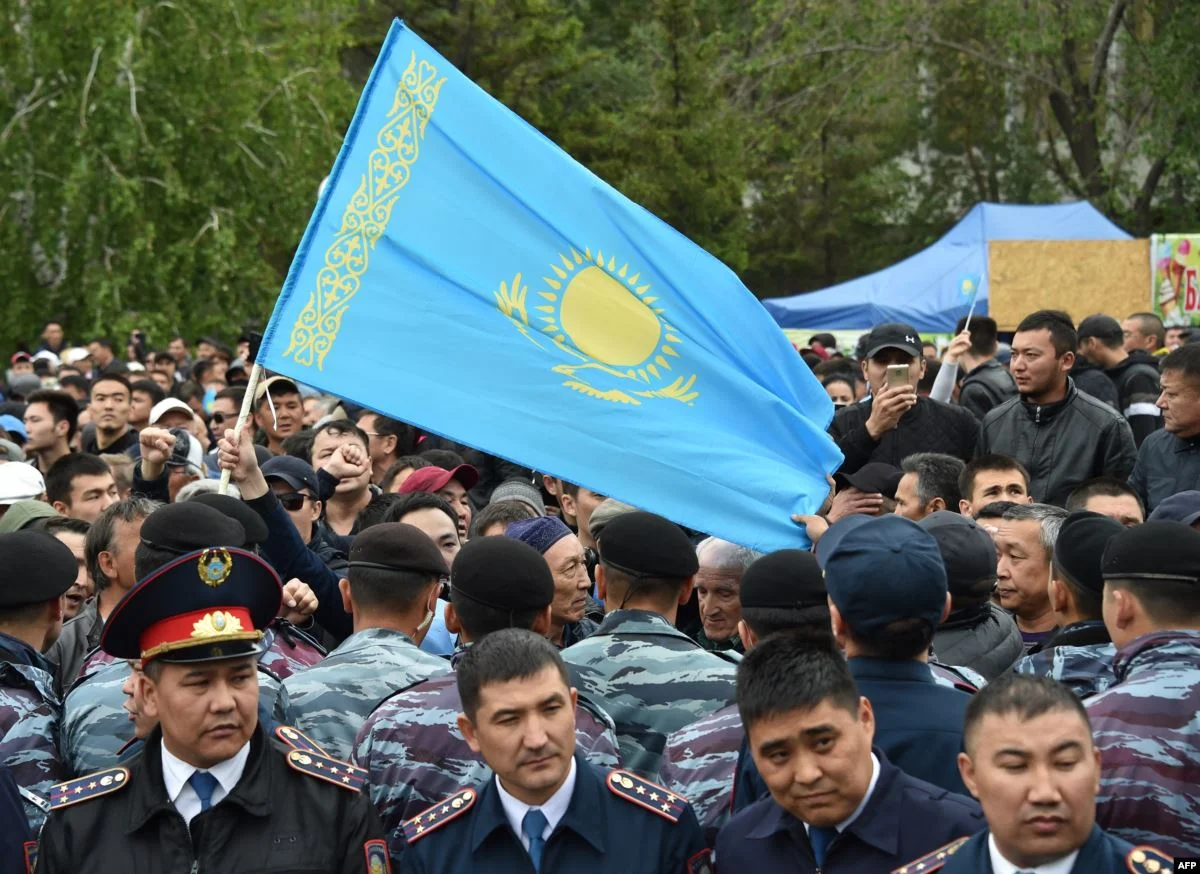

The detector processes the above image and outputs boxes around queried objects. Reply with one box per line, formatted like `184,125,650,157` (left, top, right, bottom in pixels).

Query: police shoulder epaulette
1125,845,1172,874
284,748,366,791
275,724,330,756
891,835,970,874
401,788,477,844
48,766,131,810
605,769,688,823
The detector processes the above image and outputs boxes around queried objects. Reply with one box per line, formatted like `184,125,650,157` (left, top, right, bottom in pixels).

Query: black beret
450,537,554,612
1055,511,1124,595
1102,520,1200,585
140,502,246,554
739,549,826,610
190,493,269,545
0,530,78,608
598,512,699,578
350,523,449,577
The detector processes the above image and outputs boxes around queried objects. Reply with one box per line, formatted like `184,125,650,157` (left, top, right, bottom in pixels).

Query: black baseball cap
262,455,320,496
918,512,997,596
834,463,903,500
863,323,923,359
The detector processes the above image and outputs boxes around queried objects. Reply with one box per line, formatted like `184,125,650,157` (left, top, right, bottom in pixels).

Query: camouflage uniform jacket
283,626,450,760
0,631,62,833
62,658,293,778
352,670,620,858
1087,629,1200,858
658,702,741,835
561,609,738,779
1014,619,1116,699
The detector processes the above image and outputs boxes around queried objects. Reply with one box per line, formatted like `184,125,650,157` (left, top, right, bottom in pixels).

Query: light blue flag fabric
257,20,842,551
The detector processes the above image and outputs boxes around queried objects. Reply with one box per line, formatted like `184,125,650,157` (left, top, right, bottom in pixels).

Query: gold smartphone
885,363,911,390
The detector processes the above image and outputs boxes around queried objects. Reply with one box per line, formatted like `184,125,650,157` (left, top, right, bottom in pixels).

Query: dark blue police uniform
0,764,33,874
847,657,971,795
401,753,711,873
715,751,984,873
934,825,1171,874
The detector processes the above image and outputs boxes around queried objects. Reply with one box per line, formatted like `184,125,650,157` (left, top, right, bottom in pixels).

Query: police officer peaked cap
598,511,699,578
139,501,247,554
1102,520,1200,585
739,549,827,610
190,493,269,546
349,523,449,577
102,547,282,663
450,536,554,611
0,530,78,608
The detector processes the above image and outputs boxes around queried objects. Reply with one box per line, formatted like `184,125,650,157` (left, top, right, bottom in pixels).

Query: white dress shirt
496,758,578,851
803,753,882,838
159,740,251,827
987,833,1080,874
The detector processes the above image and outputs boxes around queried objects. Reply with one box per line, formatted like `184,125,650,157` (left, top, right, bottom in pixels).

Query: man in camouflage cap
1087,520,1200,858
562,511,737,779
283,522,451,760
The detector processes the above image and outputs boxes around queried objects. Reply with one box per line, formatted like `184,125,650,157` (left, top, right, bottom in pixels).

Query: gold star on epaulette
1126,845,1173,874
48,767,130,810
891,836,970,874
605,770,689,823
401,789,476,844
284,749,366,792
275,724,331,757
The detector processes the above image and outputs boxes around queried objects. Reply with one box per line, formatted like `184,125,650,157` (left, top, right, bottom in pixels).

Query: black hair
86,497,159,590
456,628,569,721
450,589,546,640
740,605,833,643
25,389,80,442
355,492,406,531
312,419,369,453
130,379,167,408
809,333,837,349
382,490,459,532
1065,477,1144,517
215,386,246,406
1076,314,1124,350
1161,343,1200,382
901,452,965,512
88,337,114,351
281,430,316,465
470,499,537,538
821,374,855,393
135,541,180,581
736,632,859,732
1015,310,1077,357
420,448,465,470
89,373,132,398
846,617,935,660
380,456,432,492
1106,577,1200,627
174,381,204,406
356,411,416,456
190,358,218,385
962,673,1090,755
959,455,1030,504
37,515,91,537
347,564,439,613
1054,568,1103,621
975,500,1020,521
954,315,1000,357
813,358,857,380
1127,312,1166,349
46,453,113,505
58,375,90,398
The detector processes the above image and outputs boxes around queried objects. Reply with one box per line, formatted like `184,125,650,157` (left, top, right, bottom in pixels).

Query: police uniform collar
595,609,690,639
468,753,606,856
848,658,938,686
1113,628,1200,681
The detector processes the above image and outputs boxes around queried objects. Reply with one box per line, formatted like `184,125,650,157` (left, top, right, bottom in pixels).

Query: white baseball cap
0,463,46,505
149,398,195,426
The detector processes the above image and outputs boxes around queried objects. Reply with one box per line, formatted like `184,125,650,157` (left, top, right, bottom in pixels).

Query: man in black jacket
36,544,384,873
977,311,1136,507
1077,313,1162,446
944,316,1016,421
830,324,979,475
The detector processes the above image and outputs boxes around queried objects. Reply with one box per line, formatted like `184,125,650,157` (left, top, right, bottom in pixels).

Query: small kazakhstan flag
258,20,842,551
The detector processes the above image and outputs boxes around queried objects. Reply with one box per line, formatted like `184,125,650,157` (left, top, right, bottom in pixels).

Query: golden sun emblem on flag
495,248,700,406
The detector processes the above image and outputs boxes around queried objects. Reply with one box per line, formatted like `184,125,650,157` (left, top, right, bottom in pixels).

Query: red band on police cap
139,606,261,660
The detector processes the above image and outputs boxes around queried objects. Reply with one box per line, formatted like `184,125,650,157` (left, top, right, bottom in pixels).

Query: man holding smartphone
830,323,980,475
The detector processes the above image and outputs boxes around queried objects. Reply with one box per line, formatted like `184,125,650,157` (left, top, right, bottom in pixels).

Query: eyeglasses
210,412,230,426
277,492,312,511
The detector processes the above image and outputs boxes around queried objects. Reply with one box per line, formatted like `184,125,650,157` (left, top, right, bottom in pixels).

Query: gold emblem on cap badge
191,611,244,640
197,548,233,587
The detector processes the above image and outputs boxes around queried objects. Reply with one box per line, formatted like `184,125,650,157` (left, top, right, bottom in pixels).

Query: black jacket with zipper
829,396,980,475
36,724,383,874
977,379,1136,506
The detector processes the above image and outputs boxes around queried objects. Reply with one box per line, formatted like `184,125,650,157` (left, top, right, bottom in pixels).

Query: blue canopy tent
762,202,1131,333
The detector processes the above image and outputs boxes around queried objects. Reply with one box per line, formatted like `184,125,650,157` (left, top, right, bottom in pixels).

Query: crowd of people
0,306,1196,873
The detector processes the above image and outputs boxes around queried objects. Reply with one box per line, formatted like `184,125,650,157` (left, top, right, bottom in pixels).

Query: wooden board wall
988,239,1150,331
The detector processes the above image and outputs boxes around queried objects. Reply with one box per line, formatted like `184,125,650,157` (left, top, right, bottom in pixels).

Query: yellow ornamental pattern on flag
285,51,446,369
494,247,701,406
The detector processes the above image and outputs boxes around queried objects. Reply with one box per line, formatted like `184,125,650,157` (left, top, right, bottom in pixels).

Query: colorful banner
1151,234,1200,326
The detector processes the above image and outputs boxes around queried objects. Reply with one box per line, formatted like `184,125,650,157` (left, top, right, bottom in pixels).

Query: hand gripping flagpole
218,362,265,496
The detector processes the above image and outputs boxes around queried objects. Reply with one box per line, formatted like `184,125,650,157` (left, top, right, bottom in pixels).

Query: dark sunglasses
277,491,312,511
210,412,230,426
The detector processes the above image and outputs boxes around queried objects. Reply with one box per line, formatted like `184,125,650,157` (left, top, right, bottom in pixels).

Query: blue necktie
189,771,219,813
522,808,549,872
809,825,837,865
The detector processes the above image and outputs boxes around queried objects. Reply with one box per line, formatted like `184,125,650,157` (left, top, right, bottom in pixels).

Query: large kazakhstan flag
259,20,843,551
